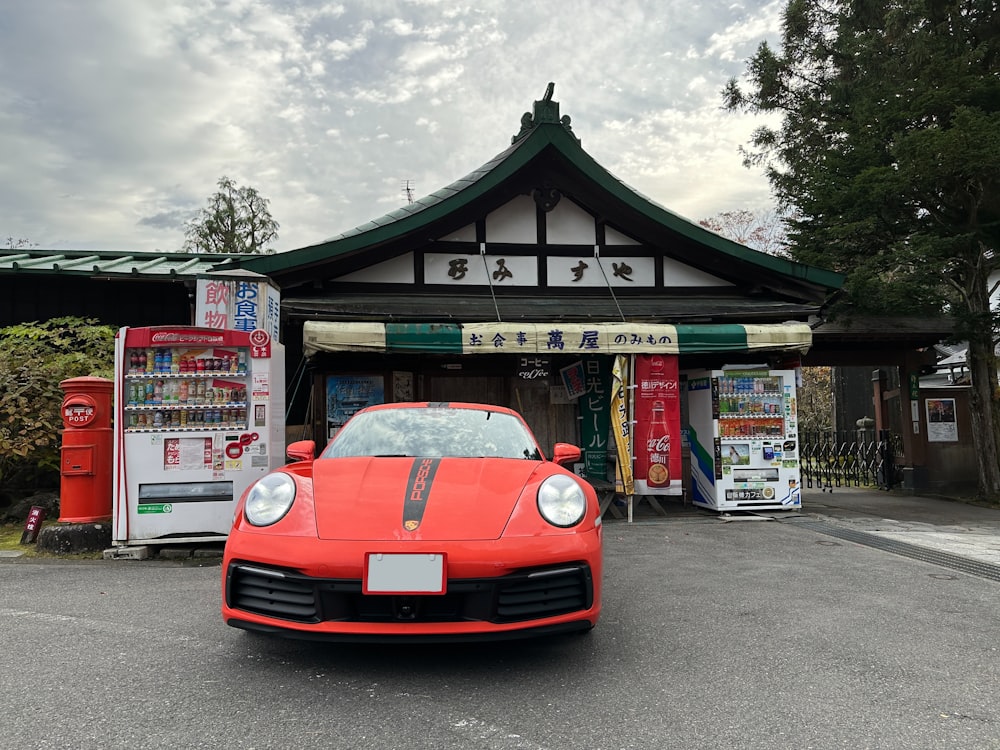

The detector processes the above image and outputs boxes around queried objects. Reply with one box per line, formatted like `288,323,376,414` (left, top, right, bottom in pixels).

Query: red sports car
222,402,603,642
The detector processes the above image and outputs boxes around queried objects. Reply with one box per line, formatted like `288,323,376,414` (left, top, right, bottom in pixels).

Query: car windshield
322,407,543,460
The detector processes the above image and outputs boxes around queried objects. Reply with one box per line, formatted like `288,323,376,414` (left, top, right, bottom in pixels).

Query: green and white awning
303,321,812,357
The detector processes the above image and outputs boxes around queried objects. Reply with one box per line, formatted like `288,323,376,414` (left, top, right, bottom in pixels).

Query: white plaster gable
332,253,415,284
485,195,537,243
546,198,596,244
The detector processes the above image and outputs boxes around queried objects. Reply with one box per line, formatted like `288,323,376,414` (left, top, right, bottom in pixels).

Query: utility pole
401,180,414,204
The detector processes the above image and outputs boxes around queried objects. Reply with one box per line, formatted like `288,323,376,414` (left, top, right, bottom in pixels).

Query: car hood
312,456,541,541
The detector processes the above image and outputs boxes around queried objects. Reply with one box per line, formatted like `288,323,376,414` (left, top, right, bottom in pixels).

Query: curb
36,523,112,554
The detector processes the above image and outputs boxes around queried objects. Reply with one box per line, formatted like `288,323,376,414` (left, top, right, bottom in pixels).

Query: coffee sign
517,356,550,380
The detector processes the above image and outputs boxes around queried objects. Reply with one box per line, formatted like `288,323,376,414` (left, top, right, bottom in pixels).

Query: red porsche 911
222,402,603,642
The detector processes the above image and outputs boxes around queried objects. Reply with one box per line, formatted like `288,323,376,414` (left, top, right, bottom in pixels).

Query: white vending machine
685,368,801,511
112,325,285,546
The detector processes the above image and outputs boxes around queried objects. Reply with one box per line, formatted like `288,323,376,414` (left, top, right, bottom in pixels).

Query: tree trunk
966,329,1000,498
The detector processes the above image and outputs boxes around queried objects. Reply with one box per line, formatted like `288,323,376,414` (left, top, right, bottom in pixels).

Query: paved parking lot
4,485,1000,749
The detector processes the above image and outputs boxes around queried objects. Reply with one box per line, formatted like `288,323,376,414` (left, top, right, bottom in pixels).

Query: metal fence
799,429,902,490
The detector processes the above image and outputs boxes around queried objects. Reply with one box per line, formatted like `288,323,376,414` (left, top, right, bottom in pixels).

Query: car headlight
244,473,296,526
537,474,587,527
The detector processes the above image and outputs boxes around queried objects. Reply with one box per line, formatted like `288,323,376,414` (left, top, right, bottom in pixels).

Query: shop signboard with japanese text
560,357,612,481
194,278,281,343
633,354,682,495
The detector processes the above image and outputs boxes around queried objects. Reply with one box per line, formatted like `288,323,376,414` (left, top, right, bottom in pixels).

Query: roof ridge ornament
511,82,579,144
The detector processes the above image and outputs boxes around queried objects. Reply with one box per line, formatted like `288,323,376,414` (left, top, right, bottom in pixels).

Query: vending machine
112,326,285,546
685,368,801,511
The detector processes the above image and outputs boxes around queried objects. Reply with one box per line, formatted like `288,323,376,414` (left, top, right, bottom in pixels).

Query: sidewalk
800,485,1000,567
612,485,1000,569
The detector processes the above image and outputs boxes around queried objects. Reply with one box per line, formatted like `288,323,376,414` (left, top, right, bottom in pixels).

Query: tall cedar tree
724,0,1000,496
183,176,279,254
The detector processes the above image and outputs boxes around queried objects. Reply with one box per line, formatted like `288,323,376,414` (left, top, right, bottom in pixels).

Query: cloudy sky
1,0,785,254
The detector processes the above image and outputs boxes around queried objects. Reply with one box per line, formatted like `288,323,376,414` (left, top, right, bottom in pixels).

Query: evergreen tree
183,176,279,255
724,0,1000,496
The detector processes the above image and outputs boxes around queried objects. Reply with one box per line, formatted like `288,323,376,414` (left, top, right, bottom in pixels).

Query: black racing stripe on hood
403,457,441,532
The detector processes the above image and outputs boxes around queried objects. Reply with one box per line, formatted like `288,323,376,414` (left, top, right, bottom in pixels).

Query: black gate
799,429,901,490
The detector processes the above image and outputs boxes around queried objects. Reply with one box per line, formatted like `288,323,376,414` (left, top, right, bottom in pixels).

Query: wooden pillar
871,369,888,434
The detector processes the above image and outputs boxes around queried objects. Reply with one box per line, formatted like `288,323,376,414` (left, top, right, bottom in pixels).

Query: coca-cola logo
647,436,670,452
151,331,225,344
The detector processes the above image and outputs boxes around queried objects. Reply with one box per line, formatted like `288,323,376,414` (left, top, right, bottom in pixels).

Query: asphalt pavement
4,484,1000,749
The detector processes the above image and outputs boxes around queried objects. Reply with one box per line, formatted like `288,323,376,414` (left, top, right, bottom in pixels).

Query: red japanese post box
59,376,114,523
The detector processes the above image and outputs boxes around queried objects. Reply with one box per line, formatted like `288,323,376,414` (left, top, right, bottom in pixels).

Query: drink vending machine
685,368,801,511
112,326,285,546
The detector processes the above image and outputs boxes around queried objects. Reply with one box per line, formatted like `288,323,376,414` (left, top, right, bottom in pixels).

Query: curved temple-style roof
231,84,844,306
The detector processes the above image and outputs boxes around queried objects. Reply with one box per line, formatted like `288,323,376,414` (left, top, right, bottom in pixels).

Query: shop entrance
425,375,576,461
427,375,506,405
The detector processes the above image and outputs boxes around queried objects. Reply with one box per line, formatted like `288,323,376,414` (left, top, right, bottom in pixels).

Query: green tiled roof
0,249,252,278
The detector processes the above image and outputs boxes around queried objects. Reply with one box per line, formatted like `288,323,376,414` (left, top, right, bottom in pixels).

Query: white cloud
0,0,785,252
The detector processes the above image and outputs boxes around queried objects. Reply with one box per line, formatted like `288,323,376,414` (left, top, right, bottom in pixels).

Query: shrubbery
0,317,115,489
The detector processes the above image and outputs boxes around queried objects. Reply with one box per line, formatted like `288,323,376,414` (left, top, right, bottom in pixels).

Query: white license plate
364,553,446,594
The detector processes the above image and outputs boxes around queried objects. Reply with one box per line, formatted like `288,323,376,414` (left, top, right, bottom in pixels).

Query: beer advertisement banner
579,356,611,480
634,353,682,495
610,355,634,495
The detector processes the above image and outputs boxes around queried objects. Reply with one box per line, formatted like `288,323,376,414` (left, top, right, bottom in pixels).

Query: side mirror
286,440,316,463
551,442,582,466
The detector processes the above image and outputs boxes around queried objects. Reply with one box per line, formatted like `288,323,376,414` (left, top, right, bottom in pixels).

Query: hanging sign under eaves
302,321,813,357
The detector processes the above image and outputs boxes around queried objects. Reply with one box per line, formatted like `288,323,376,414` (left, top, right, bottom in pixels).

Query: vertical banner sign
579,356,611,480
196,279,231,329
634,354,681,495
610,355,634,495
195,279,281,342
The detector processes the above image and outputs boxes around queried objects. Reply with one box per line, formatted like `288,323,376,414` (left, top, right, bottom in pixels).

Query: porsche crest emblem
402,458,440,532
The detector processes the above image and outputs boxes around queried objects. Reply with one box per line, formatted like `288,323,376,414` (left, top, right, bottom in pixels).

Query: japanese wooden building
222,86,845,460
0,86,954,492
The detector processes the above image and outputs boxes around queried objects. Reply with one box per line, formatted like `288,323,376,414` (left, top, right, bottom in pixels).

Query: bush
0,317,115,489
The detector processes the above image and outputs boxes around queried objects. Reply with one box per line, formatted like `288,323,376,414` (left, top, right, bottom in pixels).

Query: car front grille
228,565,318,621
496,568,590,619
226,562,593,625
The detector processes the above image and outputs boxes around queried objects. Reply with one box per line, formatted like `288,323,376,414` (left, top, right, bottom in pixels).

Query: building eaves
0,249,253,279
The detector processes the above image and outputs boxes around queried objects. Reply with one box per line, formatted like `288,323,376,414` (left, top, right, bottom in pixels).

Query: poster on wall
925,397,958,442
633,353,682,495
327,375,385,439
